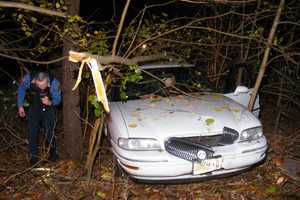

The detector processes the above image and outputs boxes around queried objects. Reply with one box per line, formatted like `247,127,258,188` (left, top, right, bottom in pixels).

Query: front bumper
111,136,267,181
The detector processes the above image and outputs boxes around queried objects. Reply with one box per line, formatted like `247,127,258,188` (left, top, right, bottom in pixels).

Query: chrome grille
165,137,214,161
165,127,238,161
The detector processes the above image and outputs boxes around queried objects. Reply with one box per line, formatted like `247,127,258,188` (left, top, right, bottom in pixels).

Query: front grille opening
165,138,214,161
184,128,239,147
165,128,238,161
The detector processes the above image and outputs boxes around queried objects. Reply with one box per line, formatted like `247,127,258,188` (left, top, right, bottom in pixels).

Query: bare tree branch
0,1,66,18
112,0,131,56
0,52,66,64
179,0,257,4
248,0,285,111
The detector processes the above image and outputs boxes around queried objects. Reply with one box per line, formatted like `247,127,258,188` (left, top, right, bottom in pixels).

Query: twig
0,52,66,65
112,0,131,56
83,85,90,139
1,159,44,187
0,125,27,144
73,110,95,129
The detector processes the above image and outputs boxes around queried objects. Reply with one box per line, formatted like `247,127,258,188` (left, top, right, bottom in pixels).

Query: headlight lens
239,126,263,142
118,138,161,150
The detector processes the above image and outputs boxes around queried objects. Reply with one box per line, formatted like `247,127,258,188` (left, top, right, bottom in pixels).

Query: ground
0,98,300,200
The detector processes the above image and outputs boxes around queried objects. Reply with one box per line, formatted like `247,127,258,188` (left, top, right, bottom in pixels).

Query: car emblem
197,150,207,160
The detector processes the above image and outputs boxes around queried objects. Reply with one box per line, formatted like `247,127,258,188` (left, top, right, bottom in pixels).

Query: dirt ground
0,99,300,200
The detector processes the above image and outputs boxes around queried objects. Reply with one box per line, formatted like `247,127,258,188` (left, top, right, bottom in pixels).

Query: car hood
110,94,260,141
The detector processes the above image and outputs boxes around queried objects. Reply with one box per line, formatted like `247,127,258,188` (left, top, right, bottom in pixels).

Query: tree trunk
247,0,285,111
62,0,82,160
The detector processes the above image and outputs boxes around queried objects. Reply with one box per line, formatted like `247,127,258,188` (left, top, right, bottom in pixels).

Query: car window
109,67,214,101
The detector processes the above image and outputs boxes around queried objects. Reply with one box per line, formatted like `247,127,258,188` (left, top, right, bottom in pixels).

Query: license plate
193,157,223,175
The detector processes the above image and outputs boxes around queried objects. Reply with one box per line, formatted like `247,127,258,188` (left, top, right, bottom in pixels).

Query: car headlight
239,126,263,142
118,138,161,151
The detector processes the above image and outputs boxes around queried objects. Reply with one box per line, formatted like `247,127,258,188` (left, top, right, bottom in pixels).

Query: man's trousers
27,106,58,162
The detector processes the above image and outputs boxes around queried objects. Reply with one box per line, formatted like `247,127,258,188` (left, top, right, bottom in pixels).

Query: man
17,70,61,165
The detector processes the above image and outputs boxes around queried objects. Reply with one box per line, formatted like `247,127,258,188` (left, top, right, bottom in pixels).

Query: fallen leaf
96,191,106,199
101,172,112,180
276,176,286,185
128,122,138,128
130,111,138,117
214,107,223,112
205,118,215,126
265,186,277,194
221,104,230,109
232,108,241,112
149,95,162,103
273,157,284,167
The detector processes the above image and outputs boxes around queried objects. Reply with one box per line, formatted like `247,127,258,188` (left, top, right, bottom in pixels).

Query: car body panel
109,94,260,146
225,86,260,118
110,135,267,180
107,86,266,182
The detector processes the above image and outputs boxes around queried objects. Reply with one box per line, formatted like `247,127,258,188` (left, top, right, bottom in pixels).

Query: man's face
35,79,48,90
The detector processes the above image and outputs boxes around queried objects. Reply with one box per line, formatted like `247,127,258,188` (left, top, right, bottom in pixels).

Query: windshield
109,66,214,101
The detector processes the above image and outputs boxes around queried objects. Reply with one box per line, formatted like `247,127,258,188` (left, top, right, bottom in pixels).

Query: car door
224,86,260,118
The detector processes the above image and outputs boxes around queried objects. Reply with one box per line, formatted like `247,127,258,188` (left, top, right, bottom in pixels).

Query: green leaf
30,17,37,23
94,102,100,109
55,2,61,9
25,31,32,37
266,186,277,194
205,118,215,126
95,191,106,199
94,108,102,117
120,90,128,100
88,95,97,105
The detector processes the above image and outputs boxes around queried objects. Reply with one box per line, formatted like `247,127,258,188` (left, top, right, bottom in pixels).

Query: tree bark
62,0,82,160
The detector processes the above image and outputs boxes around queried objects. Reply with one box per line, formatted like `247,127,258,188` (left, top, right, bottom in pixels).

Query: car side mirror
233,86,249,95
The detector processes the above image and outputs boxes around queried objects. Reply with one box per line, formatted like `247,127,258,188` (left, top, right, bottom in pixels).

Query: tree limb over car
69,51,169,66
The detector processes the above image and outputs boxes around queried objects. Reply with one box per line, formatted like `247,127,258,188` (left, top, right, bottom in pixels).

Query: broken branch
69,51,168,65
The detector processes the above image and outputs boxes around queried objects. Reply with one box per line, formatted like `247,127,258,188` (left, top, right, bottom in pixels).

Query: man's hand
18,107,26,117
41,96,52,106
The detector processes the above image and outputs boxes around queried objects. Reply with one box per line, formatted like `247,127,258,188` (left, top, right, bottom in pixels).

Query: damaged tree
62,0,83,160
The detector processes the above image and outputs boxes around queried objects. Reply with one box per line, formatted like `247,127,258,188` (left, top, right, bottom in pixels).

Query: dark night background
0,0,300,199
